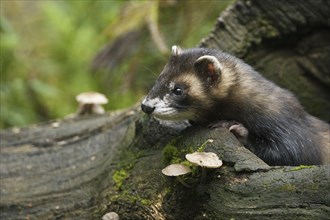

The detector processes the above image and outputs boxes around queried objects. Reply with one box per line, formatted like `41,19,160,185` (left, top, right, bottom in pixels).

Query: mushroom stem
177,176,191,188
201,167,207,183
92,104,105,114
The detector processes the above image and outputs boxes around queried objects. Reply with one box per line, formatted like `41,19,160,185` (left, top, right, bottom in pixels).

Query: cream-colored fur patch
211,65,236,99
175,74,212,107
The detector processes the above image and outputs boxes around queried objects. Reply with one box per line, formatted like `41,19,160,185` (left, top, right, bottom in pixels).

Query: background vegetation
0,0,231,129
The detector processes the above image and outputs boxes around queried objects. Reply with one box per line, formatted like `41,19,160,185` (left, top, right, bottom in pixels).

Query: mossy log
1,107,329,219
1,0,330,219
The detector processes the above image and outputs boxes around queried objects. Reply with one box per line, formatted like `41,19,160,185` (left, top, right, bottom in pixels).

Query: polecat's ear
171,45,182,56
194,55,222,82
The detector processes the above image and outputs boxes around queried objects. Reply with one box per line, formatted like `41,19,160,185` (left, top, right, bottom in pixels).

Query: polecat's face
141,46,224,121
141,74,200,121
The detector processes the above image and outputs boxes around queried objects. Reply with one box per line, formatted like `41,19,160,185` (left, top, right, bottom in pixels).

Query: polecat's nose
141,103,155,114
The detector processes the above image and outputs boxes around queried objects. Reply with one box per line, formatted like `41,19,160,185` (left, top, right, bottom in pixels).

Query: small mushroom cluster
162,140,222,186
76,92,108,115
186,152,222,182
161,164,191,188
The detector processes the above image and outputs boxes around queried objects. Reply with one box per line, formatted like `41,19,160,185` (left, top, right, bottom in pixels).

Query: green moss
162,144,180,164
163,137,215,165
162,144,195,165
112,169,129,190
110,190,151,206
289,165,315,171
111,149,144,190
180,160,192,167
140,198,151,205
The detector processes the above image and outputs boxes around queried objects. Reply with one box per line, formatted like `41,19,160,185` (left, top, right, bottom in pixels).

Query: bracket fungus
76,92,108,115
185,152,222,181
162,164,192,187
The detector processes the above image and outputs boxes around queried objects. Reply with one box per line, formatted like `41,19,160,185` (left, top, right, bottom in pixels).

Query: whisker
142,66,159,77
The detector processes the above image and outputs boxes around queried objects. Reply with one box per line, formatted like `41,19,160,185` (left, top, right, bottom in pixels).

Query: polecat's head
141,46,231,121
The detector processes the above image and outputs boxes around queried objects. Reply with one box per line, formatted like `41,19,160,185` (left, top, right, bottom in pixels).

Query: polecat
141,46,330,166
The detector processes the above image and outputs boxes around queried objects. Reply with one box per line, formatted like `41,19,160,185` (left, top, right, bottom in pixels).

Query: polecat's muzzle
141,103,155,114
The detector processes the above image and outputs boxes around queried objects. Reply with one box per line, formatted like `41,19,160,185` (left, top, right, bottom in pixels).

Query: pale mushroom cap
162,164,191,176
102,212,119,220
76,92,108,104
185,152,223,168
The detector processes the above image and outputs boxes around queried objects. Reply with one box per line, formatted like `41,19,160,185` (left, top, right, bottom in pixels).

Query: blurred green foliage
0,0,231,129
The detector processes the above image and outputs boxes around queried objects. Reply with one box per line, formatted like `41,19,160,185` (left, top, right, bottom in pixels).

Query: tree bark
1,0,330,219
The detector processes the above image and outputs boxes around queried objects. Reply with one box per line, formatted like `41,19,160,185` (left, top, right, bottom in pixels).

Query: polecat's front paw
209,120,249,145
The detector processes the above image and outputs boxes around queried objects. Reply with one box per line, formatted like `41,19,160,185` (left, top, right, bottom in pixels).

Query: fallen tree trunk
1,109,329,219
1,0,330,219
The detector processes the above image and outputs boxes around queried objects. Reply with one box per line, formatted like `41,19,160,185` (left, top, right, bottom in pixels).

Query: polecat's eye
172,87,183,96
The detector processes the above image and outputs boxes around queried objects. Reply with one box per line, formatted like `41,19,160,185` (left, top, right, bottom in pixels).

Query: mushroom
161,164,192,187
76,92,108,115
185,152,222,182
102,212,119,220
